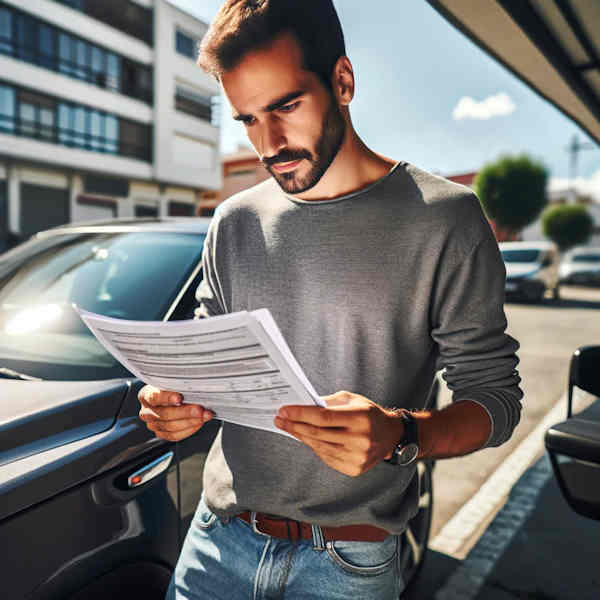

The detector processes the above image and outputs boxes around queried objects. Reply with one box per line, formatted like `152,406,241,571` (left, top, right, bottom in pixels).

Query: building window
0,83,15,133
175,86,218,124
39,24,56,70
106,52,121,91
56,0,153,46
15,12,36,63
58,102,122,155
0,5,151,104
169,201,195,216
0,7,13,54
0,81,151,161
119,118,151,161
176,30,197,59
104,114,119,154
56,0,84,10
122,58,152,104
18,90,56,141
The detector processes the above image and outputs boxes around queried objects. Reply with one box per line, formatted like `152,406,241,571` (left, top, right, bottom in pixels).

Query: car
0,217,438,599
558,247,600,286
545,345,600,521
500,241,561,302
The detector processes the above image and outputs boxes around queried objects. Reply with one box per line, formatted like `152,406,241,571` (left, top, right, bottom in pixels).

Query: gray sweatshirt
193,160,523,534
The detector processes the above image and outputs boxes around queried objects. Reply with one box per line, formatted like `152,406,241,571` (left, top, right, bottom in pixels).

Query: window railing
0,34,153,104
0,112,151,162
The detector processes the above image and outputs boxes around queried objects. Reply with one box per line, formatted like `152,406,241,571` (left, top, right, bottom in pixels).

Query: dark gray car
0,217,435,599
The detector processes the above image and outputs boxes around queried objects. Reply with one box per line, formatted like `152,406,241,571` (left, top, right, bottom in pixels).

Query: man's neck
291,131,397,202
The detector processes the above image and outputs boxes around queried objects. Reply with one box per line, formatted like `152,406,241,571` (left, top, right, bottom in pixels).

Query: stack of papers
75,306,325,436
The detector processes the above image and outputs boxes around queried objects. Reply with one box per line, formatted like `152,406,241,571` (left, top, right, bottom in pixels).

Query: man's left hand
274,391,404,477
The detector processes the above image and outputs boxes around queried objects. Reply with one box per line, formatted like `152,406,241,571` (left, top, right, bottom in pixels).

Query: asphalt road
430,284,600,549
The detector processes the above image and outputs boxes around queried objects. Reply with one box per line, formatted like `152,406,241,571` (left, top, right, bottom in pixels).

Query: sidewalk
407,400,600,600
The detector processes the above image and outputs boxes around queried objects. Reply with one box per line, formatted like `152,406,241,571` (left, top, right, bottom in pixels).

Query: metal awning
426,0,600,144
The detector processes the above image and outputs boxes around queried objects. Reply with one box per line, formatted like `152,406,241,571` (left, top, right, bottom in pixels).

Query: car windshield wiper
0,367,43,381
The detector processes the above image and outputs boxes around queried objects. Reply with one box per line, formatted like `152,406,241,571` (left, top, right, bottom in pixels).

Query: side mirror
541,256,552,268
568,345,600,418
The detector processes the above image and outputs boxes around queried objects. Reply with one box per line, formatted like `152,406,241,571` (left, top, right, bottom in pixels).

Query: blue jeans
166,496,406,599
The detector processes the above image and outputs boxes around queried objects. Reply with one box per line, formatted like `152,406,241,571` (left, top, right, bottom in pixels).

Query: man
138,1,523,598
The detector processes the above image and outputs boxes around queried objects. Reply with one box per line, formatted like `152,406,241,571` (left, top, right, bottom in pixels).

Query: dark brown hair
198,0,346,92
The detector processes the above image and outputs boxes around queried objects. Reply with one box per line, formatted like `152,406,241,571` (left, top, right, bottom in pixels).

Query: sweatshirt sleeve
430,225,523,448
193,217,228,320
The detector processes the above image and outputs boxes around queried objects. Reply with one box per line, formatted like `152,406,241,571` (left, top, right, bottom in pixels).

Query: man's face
221,33,346,194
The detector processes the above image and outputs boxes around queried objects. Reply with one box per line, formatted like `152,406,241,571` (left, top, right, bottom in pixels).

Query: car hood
504,262,541,277
0,379,129,468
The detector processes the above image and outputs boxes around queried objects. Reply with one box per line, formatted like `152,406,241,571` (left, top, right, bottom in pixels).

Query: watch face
397,443,419,466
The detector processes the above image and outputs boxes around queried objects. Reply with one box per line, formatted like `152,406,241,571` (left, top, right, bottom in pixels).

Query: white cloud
452,92,516,120
548,168,600,202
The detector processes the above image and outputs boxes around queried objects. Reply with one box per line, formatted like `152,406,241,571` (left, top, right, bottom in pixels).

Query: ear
331,56,355,106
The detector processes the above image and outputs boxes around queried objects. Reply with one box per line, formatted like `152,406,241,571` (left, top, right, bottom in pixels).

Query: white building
0,0,221,249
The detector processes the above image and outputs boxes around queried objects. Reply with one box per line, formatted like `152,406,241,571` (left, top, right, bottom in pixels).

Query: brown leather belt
237,511,389,542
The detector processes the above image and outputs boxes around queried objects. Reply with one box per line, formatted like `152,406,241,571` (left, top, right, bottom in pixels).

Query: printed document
74,306,326,436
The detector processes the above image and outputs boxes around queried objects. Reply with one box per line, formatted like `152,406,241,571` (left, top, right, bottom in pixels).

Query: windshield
501,249,541,263
0,231,205,380
571,254,600,263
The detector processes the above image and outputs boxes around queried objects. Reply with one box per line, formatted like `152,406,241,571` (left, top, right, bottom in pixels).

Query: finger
152,422,205,442
303,435,345,459
314,452,364,478
139,386,183,407
277,405,354,428
274,417,348,445
141,403,212,422
147,417,206,433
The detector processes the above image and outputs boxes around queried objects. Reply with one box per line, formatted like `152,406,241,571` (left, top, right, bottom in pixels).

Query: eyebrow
232,89,305,121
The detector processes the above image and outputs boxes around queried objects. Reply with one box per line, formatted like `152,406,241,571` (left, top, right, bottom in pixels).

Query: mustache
262,149,312,168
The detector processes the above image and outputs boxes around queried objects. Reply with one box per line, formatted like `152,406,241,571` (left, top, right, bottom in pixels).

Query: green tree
541,204,594,251
474,154,549,241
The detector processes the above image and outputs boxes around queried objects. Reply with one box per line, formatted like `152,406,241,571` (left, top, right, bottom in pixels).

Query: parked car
0,217,437,599
500,241,561,302
558,247,600,286
545,345,600,521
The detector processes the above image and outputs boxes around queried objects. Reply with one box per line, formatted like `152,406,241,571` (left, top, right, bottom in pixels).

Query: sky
171,0,600,199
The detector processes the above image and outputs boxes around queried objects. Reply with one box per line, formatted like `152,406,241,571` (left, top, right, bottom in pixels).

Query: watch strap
385,410,419,465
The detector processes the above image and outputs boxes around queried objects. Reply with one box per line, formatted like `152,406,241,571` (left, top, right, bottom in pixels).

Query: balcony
0,5,153,104
0,83,152,162
54,0,153,46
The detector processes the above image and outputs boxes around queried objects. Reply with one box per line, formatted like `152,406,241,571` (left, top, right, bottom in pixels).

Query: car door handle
127,451,174,488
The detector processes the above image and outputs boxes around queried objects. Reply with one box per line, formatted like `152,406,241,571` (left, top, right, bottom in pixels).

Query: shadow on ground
402,551,460,599
406,399,600,599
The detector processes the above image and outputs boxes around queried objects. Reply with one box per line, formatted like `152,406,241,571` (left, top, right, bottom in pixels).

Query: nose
257,116,287,160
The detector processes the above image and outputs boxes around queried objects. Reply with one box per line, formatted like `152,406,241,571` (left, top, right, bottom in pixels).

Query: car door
0,383,180,600
167,266,221,539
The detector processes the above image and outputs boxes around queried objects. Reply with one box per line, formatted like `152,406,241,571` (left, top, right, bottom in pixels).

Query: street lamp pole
566,134,595,203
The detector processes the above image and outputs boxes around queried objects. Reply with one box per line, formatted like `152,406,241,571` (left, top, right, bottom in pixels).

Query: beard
263,96,346,195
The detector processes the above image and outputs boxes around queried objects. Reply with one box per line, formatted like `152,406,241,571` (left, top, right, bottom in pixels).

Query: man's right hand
138,385,214,442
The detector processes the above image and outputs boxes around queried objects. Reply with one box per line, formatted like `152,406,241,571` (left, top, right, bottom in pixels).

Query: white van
499,241,561,301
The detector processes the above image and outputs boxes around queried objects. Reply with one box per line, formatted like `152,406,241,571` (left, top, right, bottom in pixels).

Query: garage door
20,183,70,237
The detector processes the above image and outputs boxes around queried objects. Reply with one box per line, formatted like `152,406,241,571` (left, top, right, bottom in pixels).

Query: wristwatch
385,410,419,466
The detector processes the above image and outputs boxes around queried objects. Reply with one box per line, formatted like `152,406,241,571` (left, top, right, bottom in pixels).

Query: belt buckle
250,511,269,537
